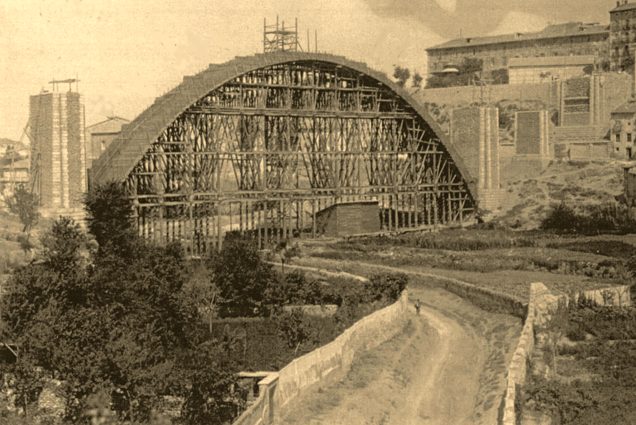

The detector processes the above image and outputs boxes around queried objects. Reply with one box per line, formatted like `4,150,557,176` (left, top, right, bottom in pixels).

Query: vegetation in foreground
0,182,407,424
524,301,636,425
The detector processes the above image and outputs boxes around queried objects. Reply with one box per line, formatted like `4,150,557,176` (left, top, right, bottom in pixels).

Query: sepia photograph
0,1,635,424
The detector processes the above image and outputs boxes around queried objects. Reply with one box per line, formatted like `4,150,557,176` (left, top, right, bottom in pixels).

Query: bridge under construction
91,51,476,255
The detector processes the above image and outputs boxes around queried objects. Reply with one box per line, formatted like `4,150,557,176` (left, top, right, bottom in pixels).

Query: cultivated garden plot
300,224,636,302
524,300,636,425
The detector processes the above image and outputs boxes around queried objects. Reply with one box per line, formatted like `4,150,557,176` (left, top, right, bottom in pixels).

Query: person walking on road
415,299,421,315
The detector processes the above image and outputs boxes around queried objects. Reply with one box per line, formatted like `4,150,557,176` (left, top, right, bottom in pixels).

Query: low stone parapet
232,289,409,425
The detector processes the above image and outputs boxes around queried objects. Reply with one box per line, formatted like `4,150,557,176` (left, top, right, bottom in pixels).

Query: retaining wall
500,282,632,425
232,289,409,425
413,272,528,319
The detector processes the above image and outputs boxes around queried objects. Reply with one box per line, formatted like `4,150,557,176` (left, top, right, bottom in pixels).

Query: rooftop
427,22,608,51
508,55,596,68
611,2,636,12
86,116,129,134
0,158,29,170
613,99,636,114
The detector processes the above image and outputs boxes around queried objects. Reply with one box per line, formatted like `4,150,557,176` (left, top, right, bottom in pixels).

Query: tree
84,181,136,255
7,184,39,244
7,353,44,417
40,216,87,275
209,236,276,317
183,261,219,333
541,298,569,376
1,217,239,423
460,57,483,75
425,57,484,89
178,341,245,425
276,308,312,355
491,68,509,84
393,65,411,87
411,72,423,88
274,240,300,273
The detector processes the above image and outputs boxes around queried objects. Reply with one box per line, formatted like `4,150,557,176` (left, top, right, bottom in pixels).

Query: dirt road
278,283,520,425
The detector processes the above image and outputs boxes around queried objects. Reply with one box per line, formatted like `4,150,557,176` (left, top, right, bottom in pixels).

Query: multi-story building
611,99,636,158
29,86,86,211
610,1,636,71
507,55,595,85
426,22,609,77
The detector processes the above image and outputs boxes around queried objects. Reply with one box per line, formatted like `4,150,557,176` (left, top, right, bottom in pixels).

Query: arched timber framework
91,52,476,255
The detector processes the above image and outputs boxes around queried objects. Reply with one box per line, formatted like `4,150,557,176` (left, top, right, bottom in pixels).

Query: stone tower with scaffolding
29,79,86,214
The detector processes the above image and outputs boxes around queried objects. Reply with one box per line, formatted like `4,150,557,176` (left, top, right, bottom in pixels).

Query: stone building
85,116,129,167
29,88,86,212
611,99,636,158
610,1,636,71
426,22,609,77
508,55,595,85
623,162,636,205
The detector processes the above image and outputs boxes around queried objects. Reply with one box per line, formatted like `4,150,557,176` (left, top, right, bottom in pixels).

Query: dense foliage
0,183,244,424
526,303,636,425
208,270,408,370
208,235,277,317
425,58,488,89
541,202,636,234
6,184,39,237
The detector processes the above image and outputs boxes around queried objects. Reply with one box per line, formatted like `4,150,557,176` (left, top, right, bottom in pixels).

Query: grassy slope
497,160,624,229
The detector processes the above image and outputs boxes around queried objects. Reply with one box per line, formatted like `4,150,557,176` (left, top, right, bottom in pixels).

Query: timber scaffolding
91,52,476,256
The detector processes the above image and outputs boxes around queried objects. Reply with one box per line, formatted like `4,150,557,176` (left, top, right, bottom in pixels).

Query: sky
0,0,621,141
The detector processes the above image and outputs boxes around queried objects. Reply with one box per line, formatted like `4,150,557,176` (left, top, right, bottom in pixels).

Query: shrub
541,202,579,232
366,273,407,303
209,236,276,317
275,308,313,355
541,202,636,234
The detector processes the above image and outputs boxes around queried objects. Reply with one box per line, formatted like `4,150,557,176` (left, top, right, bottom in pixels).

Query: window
616,134,621,143
629,133,633,143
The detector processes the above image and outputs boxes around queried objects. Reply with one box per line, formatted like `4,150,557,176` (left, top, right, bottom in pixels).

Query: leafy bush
567,305,636,340
208,236,276,317
541,202,636,234
275,308,313,355
1,184,245,424
425,58,483,88
366,273,408,303
541,202,579,232
527,304,636,424
337,228,538,251
548,240,636,259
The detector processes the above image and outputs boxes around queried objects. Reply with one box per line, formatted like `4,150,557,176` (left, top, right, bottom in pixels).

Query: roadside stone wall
500,282,632,425
232,288,409,425
575,285,632,307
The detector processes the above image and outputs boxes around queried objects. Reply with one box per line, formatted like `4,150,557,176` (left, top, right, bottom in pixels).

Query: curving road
278,279,521,425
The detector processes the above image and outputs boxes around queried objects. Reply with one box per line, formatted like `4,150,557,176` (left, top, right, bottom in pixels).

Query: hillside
495,160,624,229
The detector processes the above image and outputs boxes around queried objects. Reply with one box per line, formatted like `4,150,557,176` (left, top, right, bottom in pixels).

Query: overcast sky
0,0,620,140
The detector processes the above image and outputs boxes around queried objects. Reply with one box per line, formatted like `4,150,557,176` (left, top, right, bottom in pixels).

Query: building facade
427,22,609,77
85,116,129,168
610,1,636,71
508,55,595,85
611,100,636,158
29,89,86,211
